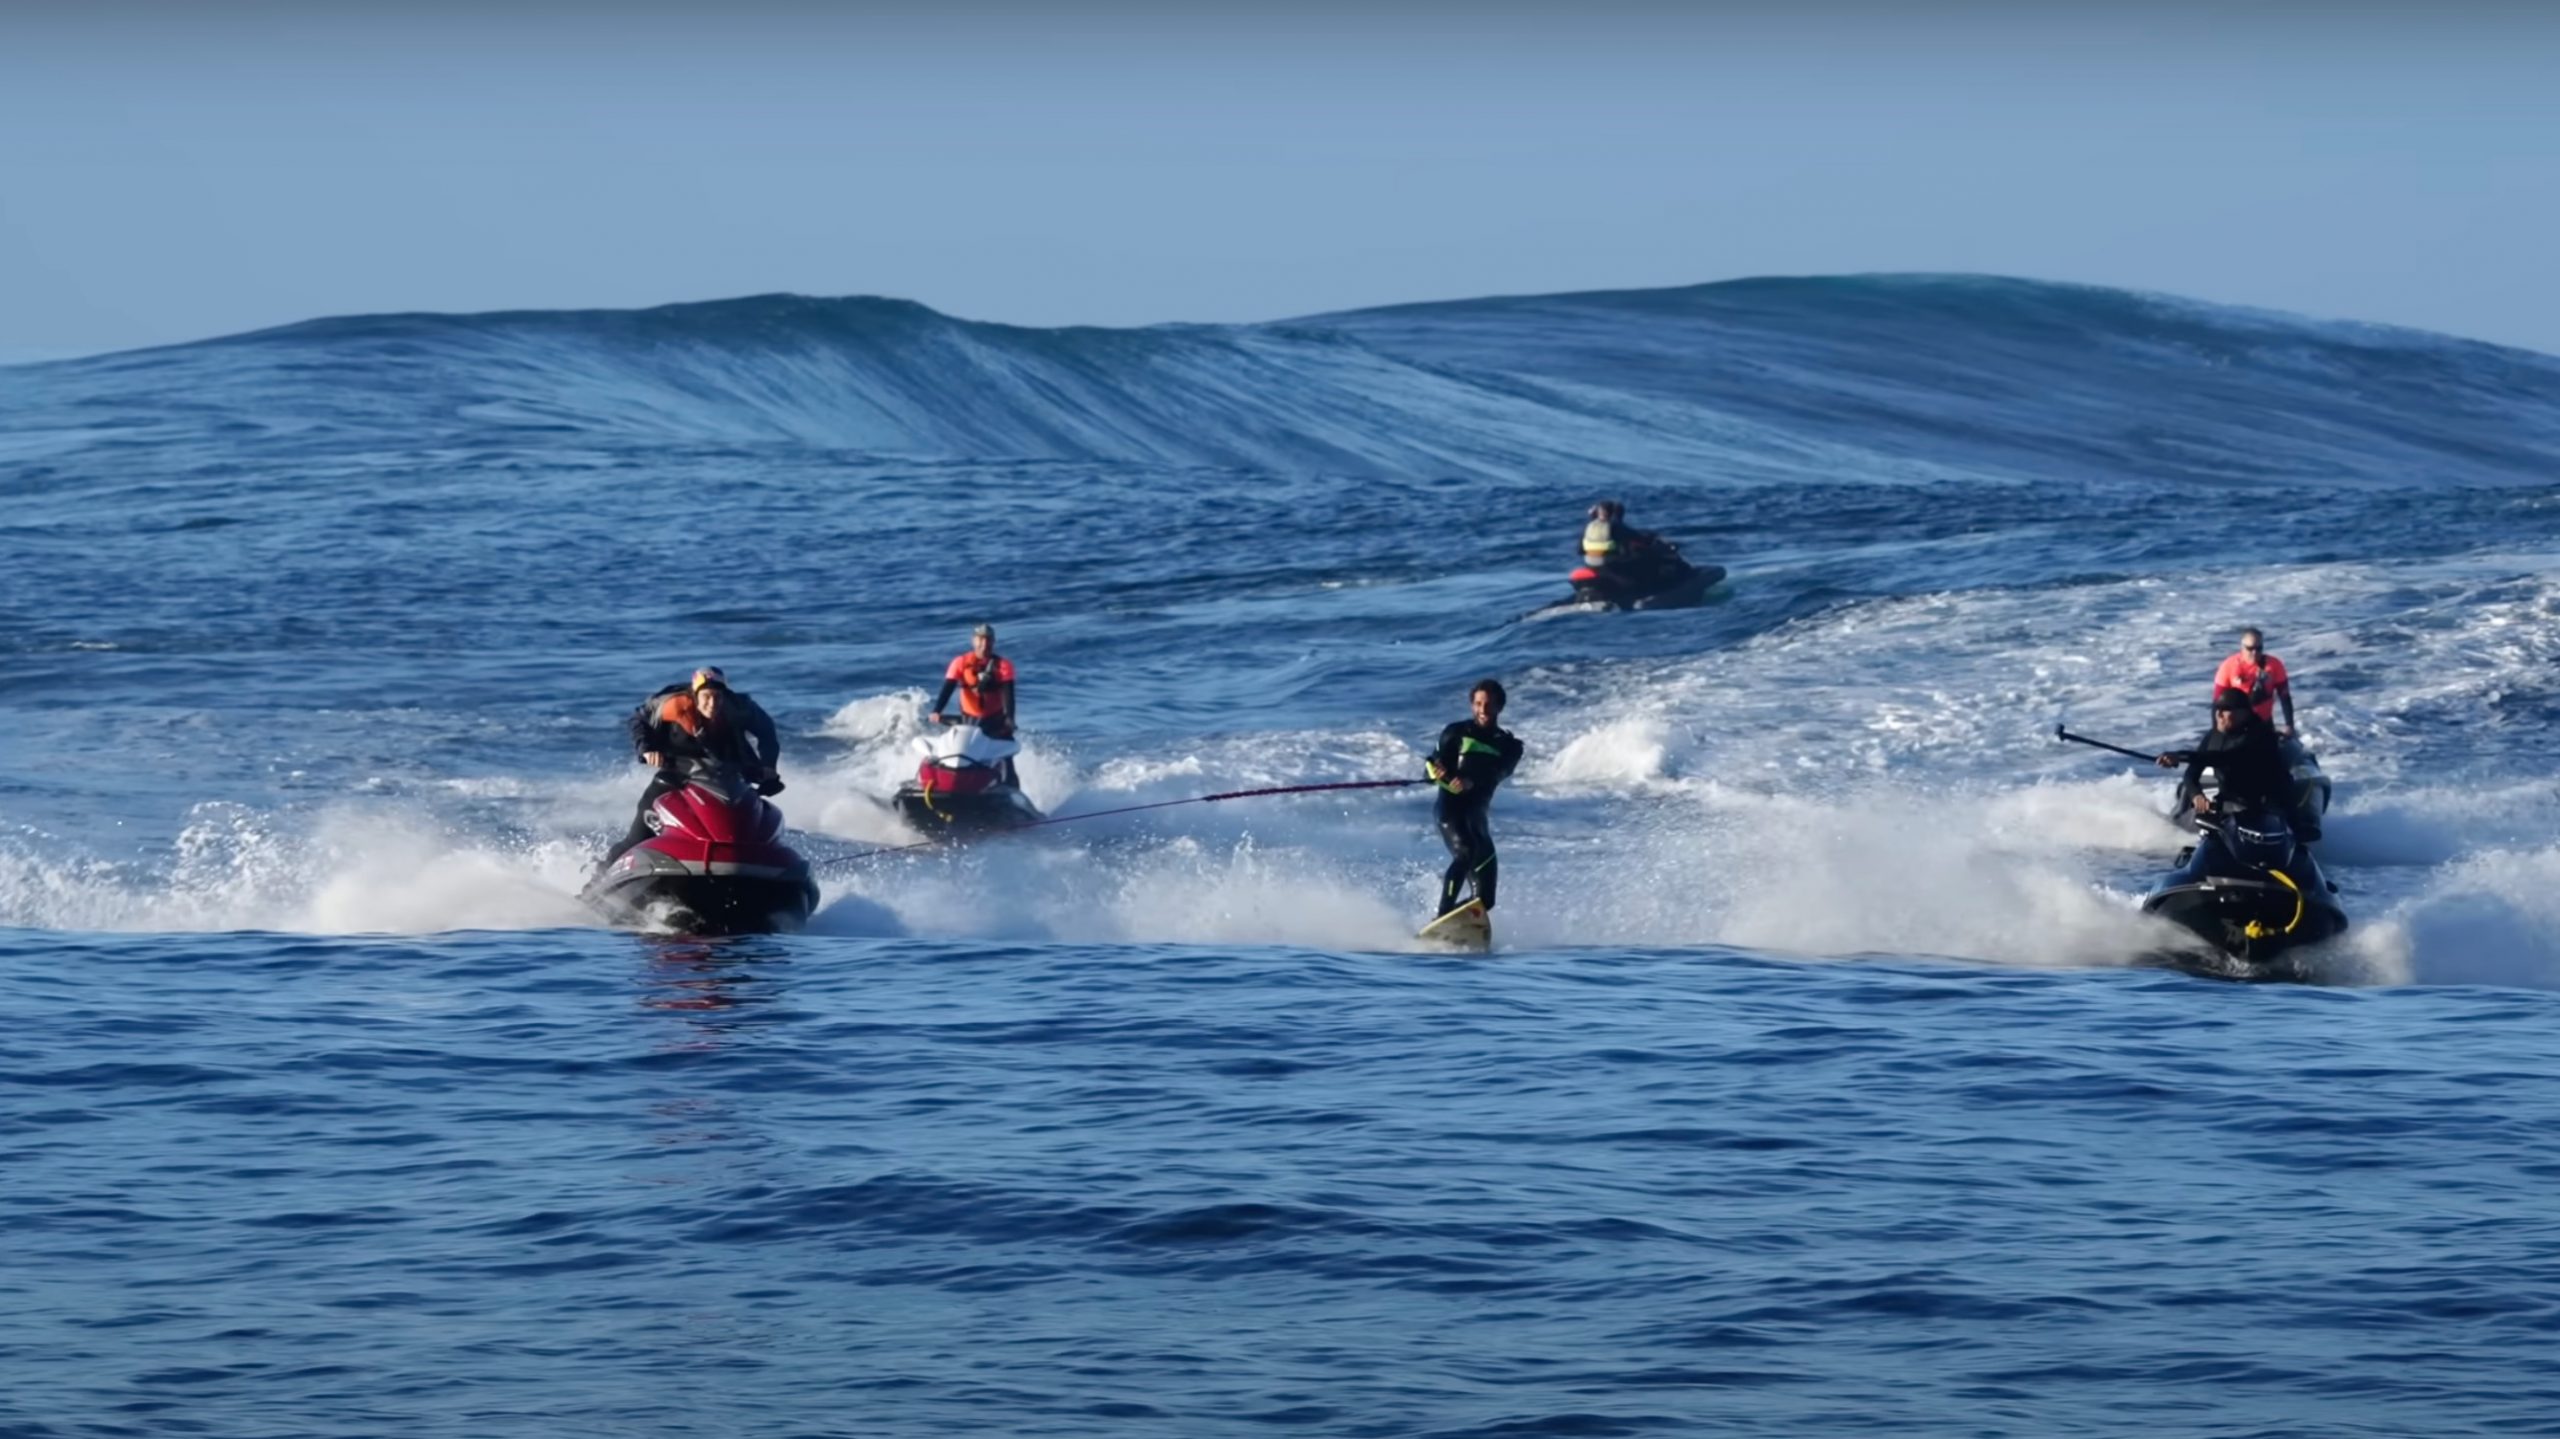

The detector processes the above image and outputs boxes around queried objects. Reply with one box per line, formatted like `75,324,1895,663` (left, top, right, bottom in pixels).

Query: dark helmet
2212,687,2253,713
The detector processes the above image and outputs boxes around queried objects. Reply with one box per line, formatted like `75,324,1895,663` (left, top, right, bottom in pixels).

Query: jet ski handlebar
658,755,781,793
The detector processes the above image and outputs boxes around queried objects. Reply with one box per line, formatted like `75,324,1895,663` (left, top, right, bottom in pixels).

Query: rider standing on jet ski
2156,687,2305,834
2212,627,2297,736
1580,501,1687,600
602,668,783,869
1427,679,1526,918
931,624,1018,782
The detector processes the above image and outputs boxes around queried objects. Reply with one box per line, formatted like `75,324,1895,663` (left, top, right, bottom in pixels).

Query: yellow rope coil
2241,868,2306,940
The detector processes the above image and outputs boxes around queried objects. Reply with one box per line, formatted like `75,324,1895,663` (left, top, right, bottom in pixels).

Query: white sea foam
2342,844,2560,989
1535,714,1670,788
2,755,2552,986
0,802,599,934
8,553,2556,984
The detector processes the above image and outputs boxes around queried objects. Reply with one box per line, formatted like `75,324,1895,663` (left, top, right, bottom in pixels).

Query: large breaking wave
15,275,2560,486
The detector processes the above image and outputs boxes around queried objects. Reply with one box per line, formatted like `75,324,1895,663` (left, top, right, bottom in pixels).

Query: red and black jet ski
1526,559,1726,618
582,759,819,934
893,721,1046,835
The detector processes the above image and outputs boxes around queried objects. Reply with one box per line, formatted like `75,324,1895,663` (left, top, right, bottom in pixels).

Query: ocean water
6,274,2560,1435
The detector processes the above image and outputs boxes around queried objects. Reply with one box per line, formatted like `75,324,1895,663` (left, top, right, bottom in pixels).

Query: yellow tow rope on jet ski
2242,868,2306,940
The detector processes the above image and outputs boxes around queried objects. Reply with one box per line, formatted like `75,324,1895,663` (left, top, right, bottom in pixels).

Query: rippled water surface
16,934,2560,1438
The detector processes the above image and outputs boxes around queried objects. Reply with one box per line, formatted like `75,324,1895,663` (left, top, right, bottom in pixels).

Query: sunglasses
2242,645,2261,653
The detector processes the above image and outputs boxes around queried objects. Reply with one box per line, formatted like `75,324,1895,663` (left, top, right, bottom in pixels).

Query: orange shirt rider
2211,627,2295,736
931,623,1017,738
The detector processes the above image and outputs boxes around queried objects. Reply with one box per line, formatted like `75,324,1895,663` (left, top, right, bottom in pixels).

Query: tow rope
810,777,1428,872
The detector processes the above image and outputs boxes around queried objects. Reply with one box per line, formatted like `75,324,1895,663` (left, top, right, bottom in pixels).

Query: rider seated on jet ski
2156,686,2316,840
601,668,783,870
1580,501,1689,597
929,623,1019,785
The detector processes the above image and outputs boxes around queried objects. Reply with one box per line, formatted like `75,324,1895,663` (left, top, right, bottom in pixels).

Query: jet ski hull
2283,737,2333,829
1526,564,1726,618
582,849,819,935
893,784,1045,836
2141,874,2348,979
583,764,818,935
1622,564,1725,610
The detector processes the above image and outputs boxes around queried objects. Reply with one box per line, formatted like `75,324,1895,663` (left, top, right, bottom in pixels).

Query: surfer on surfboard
1421,678,1523,944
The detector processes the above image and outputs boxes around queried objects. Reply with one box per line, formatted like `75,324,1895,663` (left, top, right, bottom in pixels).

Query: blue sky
4,4,2556,359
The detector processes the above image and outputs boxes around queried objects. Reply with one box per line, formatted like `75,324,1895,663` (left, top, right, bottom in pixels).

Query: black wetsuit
1587,524,1689,600
626,685,781,772
2168,716,2317,844
2171,720,2289,810
1429,718,1525,915
603,687,783,867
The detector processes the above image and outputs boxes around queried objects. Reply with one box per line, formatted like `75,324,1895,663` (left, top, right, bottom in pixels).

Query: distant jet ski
2172,735,2331,839
1523,560,1727,619
894,722,1046,835
2140,803,2347,981
582,758,819,935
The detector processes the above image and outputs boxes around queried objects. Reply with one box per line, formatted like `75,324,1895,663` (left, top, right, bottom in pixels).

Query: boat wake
9,702,2557,988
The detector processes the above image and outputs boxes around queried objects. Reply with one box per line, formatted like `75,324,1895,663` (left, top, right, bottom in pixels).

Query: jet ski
1524,559,1727,619
2140,803,2347,981
581,758,819,935
2173,735,2331,839
893,721,1046,835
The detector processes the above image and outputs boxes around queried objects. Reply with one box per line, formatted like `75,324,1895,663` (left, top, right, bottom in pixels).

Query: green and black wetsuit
1428,718,1525,915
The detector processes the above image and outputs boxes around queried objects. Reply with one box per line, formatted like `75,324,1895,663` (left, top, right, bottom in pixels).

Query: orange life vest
657,692,704,736
945,652,1015,720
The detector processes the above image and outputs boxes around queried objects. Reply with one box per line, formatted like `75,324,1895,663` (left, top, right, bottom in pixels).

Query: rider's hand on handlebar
642,751,664,768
